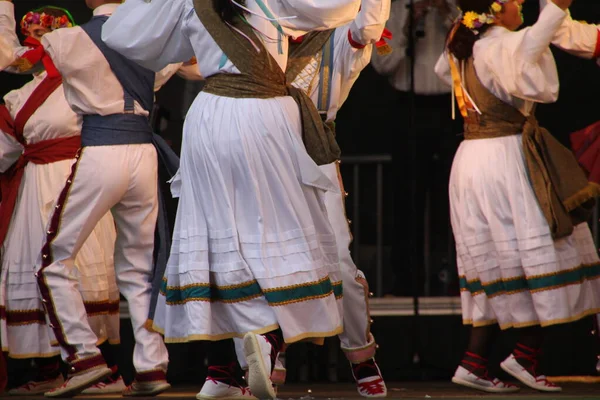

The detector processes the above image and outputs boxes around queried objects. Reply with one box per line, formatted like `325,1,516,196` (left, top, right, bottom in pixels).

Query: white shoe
122,379,171,396
243,333,275,400
8,375,65,396
196,379,257,400
81,376,126,394
351,359,387,397
44,367,112,398
452,365,519,393
500,354,561,392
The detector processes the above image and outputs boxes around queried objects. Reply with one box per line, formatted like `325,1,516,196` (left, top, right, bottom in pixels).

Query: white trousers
36,145,169,378
320,161,376,361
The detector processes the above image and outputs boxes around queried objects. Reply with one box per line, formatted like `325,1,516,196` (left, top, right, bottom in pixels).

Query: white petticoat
450,135,600,329
153,92,343,343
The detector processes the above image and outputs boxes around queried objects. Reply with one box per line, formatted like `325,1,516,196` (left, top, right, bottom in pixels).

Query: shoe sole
243,333,276,400
500,361,562,392
122,382,171,397
196,393,257,400
452,376,520,393
44,368,112,398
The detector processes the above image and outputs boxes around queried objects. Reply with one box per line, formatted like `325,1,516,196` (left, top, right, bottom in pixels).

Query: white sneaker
452,365,520,393
8,375,65,396
122,379,171,396
243,333,275,400
196,379,257,400
81,376,126,394
44,367,112,398
500,354,561,392
351,360,387,398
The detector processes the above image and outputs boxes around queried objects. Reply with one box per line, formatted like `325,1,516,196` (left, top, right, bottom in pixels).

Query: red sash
0,76,81,248
571,120,600,185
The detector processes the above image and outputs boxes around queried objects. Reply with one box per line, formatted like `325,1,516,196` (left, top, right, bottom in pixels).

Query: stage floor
2,382,599,400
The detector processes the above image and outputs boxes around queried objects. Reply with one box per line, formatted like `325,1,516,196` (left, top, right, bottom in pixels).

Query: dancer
231,0,391,396
435,0,600,393
31,0,174,396
0,1,123,395
102,0,360,398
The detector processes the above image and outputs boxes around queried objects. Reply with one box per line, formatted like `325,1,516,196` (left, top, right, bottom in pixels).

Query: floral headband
460,0,509,33
20,6,75,36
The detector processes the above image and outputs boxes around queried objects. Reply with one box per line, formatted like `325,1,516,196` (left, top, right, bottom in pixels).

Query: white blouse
101,0,361,76
540,0,600,60
435,1,567,116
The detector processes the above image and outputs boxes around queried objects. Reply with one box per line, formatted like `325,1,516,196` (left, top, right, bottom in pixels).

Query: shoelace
357,377,385,395
206,364,248,392
88,377,120,389
461,359,495,382
513,347,557,387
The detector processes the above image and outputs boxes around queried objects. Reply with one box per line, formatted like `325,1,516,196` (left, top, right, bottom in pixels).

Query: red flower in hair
40,14,53,28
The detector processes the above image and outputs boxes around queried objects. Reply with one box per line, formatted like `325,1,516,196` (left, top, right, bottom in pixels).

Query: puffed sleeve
348,0,390,46
473,1,567,104
101,0,195,72
540,0,599,59
263,0,360,36
0,1,30,71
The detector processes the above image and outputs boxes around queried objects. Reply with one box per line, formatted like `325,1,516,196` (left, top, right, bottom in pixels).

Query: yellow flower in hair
491,2,502,12
462,11,479,29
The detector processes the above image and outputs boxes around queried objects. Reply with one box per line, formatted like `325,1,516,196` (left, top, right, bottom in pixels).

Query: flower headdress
460,0,509,33
20,6,76,36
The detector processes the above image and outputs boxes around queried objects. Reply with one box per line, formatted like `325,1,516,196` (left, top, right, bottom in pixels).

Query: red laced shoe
500,345,561,392
197,365,256,400
351,359,387,398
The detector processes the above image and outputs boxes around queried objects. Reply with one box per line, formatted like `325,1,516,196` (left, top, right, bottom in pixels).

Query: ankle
207,363,244,387
351,358,380,381
460,351,489,378
513,343,542,375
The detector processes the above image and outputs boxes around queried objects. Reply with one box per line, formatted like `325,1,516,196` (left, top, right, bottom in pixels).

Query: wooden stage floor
1,382,598,400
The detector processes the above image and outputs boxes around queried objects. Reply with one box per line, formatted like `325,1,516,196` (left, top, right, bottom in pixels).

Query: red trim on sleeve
593,28,600,59
347,30,366,49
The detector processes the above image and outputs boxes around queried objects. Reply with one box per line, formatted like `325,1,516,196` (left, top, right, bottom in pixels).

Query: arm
266,0,361,35
348,0,391,46
370,0,407,76
101,0,195,72
474,1,568,104
334,0,391,109
0,0,31,72
540,0,600,59
153,60,203,92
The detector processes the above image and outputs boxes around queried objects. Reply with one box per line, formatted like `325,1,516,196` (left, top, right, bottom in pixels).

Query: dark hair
447,0,495,60
213,0,247,24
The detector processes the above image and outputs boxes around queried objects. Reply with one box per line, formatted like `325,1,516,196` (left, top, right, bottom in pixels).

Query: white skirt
0,159,120,358
450,134,600,329
153,92,343,343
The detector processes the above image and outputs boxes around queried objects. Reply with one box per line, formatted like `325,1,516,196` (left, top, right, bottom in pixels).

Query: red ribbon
18,37,61,78
348,28,393,49
0,135,81,248
375,28,393,49
0,74,79,248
